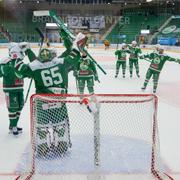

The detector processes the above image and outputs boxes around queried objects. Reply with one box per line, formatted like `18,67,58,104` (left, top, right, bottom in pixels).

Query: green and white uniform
115,49,127,78
0,55,24,128
142,52,178,92
15,49,80,94
127,45,142,77
76,56,98,96
15,48,80,152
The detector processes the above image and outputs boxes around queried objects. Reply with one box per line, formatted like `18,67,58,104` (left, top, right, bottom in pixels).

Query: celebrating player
127,41,142,78
0,43,24,135
141,45,180,93
114,43,128,78
14,33,87,156
75,51,99,97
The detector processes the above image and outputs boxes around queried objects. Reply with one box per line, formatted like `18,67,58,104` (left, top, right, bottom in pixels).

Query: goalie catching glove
19,42,30,53
73,32,88,52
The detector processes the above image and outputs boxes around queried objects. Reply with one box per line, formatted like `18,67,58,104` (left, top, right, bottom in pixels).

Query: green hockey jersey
0,57,24,93
77,57,98,78
144,53,177,72
115,50,127,61
127,46,142,60
15,49,80,94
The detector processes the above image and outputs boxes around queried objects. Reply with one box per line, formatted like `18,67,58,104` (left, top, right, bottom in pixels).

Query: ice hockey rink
0,44,180,180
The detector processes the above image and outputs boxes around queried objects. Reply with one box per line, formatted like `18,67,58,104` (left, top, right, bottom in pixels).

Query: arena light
46,23,67,28
46,23,58,27
146,0,152,2
141,29,150,34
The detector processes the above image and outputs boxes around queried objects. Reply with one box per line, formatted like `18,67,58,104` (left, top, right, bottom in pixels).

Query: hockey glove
73,33,88,53
94,75,99,81
175,59,180,64
19,42,30,53
73,70,78,78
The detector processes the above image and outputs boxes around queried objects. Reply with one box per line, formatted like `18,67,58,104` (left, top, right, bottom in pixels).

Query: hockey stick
83,49,107,75
35,27,45,54
24,28,44,103
33,10,107,75
33,10,75,40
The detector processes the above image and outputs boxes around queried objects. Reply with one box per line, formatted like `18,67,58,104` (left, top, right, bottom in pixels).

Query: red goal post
17,94,173,180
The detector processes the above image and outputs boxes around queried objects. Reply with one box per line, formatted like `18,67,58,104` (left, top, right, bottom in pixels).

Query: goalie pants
129,59,139,76
115,61,126,76
77,76,94,96
143,68,160,91
5,91,24,127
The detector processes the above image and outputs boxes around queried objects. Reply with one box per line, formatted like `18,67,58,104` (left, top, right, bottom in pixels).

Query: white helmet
8,42,18,52
132,41,137,45
122,43,126,49
156,44,163,50
8,42,24,59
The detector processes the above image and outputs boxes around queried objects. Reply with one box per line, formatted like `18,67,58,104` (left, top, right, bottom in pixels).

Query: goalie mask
39,48,53,62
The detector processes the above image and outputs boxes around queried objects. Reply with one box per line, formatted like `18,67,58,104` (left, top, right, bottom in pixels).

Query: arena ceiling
3,0,178,4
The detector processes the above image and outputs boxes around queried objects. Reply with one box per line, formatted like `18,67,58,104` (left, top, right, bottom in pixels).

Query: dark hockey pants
115,61,126,77
143,68,160,91
129,59,139,76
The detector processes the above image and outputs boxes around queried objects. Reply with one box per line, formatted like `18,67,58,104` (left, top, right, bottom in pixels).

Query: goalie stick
24,27,44,103
33,10,75,40
33,10,107,75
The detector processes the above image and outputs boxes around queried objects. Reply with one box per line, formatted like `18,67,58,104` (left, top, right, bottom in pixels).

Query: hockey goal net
17,94,173,180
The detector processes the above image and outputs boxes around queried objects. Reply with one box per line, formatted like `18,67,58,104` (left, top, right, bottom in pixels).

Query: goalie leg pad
36,143,49,157
36,128,51,156
52,121,70,153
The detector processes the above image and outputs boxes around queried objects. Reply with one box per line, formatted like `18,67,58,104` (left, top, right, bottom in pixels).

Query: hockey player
127,41,142,78
75,51,99,97
15,34,87,156
0,43,24,135
114,43,127,78
141,45,180,93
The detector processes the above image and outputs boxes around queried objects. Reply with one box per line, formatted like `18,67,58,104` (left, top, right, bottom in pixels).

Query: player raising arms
141,45,180,93
127,41,142,78
14,33,87,155
114,43,128,78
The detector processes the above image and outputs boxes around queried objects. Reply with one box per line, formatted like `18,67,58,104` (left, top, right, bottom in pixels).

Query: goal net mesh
17,94,172,180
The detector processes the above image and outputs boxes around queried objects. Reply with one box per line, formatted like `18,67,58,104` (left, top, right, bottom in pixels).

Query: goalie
15,33,87,156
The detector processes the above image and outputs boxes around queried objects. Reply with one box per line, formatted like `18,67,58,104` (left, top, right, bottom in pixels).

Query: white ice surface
0,47,180,180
